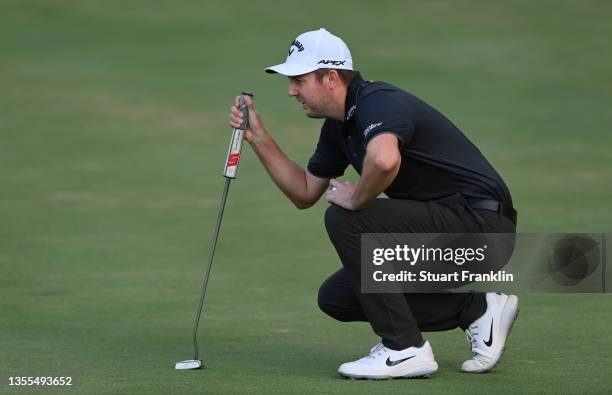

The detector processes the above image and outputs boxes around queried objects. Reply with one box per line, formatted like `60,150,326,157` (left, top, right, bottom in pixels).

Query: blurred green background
1,1,611,394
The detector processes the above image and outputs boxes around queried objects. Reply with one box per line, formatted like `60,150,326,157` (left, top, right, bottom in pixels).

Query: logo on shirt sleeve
363,122,383,138
347,105,357,120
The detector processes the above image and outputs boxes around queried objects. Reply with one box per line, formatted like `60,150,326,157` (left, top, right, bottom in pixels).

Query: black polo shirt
307,73,513,204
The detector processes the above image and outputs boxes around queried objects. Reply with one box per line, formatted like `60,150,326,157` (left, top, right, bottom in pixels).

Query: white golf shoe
462,292,519,373
337,341,438,380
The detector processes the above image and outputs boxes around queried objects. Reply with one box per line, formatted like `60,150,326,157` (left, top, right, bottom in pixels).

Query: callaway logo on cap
265,28,353,76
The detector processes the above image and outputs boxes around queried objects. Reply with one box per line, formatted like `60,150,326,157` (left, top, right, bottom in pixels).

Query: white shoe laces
366,343,388,359
466,324,491,365
466,325,479,353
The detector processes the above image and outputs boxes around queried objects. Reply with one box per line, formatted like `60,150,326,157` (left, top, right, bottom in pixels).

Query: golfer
229,28,519,379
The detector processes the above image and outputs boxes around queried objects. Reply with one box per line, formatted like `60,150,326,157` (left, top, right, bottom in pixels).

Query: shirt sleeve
307,120,349,178
355,90,416,148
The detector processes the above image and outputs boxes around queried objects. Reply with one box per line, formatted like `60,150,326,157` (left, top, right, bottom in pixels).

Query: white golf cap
265,28,353,76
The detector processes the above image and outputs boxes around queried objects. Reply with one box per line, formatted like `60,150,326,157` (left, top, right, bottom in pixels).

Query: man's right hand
228,95,328,209
229,95,265,144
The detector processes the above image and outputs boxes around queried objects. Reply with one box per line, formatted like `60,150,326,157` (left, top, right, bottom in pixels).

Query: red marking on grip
227,153,240,167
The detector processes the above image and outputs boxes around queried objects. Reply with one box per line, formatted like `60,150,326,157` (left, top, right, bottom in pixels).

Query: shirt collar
344,72,364,122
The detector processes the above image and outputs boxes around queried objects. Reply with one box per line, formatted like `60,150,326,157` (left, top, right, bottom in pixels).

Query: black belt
467,198,517,226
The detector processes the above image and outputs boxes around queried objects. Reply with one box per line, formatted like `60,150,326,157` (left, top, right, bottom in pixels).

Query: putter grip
223,91,253,179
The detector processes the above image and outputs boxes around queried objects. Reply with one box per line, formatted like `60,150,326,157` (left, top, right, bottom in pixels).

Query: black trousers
319,193,516,350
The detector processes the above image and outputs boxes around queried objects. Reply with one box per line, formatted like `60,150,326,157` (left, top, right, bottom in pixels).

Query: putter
175,92,253,370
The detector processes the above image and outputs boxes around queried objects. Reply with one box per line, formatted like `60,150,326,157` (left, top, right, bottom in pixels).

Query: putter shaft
192,177,231,361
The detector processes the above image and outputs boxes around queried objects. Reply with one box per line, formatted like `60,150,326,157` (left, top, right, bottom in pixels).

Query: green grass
1,1,611,393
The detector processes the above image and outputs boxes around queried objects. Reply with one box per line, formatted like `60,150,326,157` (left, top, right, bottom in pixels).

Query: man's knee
317,284,336,319
317,283,353,322
324,204,352,237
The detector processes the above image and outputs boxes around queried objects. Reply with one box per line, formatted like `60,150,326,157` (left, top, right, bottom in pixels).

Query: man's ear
326,69,339,90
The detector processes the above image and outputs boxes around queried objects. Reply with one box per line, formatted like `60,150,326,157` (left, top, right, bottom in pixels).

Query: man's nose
288,84,298,97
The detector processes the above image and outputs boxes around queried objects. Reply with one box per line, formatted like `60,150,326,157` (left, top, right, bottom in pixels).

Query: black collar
344,72,365,122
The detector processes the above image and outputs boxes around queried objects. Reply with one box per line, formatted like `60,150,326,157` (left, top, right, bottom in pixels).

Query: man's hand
228,95,329,209
325,134,401,211
325,179,361,210
229,95,265,144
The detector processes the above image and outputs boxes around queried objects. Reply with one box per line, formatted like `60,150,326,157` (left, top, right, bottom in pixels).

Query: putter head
175,359,203,370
